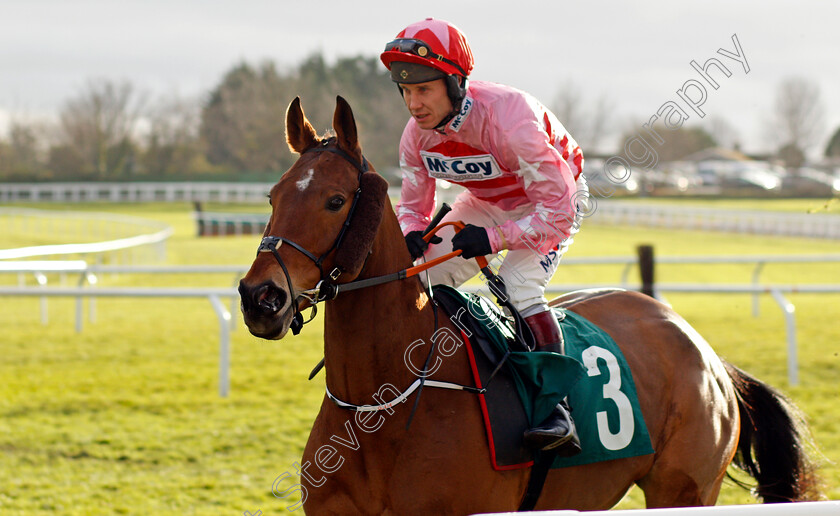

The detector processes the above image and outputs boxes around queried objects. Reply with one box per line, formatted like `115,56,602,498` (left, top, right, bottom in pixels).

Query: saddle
432,285,654,471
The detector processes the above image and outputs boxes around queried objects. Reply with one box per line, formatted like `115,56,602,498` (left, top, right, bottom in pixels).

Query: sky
2,0,839,158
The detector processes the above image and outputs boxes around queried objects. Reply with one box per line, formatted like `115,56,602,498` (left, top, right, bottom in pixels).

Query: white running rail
0,182,274,203
588,201,840,239
472,500,840,515
0,208,173,262
0,286,238,398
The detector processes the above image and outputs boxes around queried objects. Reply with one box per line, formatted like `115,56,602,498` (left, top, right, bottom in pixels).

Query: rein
300,223,476,301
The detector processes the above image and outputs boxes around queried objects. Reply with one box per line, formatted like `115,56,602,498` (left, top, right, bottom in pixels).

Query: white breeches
420,177,589,316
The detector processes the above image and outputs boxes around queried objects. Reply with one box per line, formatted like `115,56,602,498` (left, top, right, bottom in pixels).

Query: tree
0,121,49,179
551,78,614,154
200,61,293,173
3,53,410,181
324,55,411,180
55,79,146,178
199,54,406,179
142,94,203,177
47,144,87,179
772,76,825,165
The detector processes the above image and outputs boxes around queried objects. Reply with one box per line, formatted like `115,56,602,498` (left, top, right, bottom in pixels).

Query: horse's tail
723,361,822,502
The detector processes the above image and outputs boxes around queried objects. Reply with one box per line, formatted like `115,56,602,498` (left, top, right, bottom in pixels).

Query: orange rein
300,220,488,303
404,221,489,278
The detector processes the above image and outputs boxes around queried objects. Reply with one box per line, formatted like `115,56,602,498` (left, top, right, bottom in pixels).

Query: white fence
3,254,840,391
0,208,173,263
589,201,840,239
472,500,840,515
481,282,836,387
3,254,839,394
0,262,246,329
0,284,238,398
561,253,840,317
5,183,837,238
0,181,274,204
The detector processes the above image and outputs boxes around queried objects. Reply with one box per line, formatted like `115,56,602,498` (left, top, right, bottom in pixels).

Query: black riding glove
451,224,492,259
405,231,442,260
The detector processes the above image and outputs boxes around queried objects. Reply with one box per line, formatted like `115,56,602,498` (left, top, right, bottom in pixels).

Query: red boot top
524,309,564,354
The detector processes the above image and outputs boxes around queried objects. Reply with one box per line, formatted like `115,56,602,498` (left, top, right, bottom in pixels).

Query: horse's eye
266,194,272,207
327,196,345,212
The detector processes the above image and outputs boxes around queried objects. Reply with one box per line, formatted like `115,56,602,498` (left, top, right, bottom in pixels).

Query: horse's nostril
240,280,288,316
244,282,287,315
259,285,281,312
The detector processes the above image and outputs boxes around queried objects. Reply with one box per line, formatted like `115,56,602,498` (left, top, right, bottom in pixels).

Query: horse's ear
286,97,319,154
333,96,362,160
331,95,386,277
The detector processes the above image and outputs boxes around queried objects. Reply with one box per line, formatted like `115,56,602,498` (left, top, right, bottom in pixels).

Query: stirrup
526,430,581,457
523,403,581,456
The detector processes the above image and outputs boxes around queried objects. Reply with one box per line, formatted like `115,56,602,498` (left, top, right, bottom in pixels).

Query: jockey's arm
395,148,438,236
487,120,579,257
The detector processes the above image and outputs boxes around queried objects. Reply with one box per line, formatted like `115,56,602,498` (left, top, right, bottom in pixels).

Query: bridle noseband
256,138,368,335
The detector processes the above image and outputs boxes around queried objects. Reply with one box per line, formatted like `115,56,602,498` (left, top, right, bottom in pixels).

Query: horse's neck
322,210,437,403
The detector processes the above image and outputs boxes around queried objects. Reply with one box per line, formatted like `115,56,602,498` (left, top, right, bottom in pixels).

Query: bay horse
239,96,820,515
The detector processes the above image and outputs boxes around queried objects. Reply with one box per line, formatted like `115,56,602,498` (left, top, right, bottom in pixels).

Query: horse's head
239,96,390,340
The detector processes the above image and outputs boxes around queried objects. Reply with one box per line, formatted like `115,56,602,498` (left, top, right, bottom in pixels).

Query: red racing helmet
380,18,474,81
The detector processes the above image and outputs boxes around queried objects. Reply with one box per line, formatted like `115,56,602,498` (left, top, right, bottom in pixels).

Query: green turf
1,200,838,514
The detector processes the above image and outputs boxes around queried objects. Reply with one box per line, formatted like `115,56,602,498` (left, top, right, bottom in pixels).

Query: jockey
381,18,588,457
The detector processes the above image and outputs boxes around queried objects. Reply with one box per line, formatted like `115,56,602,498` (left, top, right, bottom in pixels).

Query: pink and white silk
396,81,584,256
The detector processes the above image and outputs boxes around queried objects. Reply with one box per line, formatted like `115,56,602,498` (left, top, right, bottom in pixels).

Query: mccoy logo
419,151,503,182
448,97,473,132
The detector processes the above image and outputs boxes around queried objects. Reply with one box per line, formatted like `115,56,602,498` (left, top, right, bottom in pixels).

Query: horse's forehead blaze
273,155,357,211
262,154,357,255
296,169,315,191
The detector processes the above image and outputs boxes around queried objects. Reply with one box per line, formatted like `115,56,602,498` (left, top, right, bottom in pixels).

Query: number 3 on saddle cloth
432,286,654,470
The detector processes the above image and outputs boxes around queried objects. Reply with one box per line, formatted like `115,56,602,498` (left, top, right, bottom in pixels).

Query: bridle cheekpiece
257,137,369,335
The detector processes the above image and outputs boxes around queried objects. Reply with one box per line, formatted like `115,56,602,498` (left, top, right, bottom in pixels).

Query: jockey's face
400,79,452,130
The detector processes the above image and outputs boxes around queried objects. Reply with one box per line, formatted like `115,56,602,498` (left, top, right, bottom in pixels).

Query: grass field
1,200,839,515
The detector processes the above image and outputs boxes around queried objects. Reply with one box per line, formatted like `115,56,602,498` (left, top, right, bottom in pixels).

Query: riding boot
522,309,582,457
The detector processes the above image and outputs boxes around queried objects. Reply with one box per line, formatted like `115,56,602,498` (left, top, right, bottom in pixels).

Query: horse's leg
536,457,651,510
637,460,724,507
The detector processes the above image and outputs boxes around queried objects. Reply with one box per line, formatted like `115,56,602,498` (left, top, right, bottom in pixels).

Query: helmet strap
434,76,468,130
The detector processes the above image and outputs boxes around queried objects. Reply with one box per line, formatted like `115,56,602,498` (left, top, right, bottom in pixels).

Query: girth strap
518,451,554,511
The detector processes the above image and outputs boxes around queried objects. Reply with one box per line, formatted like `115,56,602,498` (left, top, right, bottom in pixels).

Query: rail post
208,295,232,398
637,244,655,298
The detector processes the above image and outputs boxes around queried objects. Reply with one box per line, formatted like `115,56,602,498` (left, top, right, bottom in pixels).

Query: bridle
256,137,368,335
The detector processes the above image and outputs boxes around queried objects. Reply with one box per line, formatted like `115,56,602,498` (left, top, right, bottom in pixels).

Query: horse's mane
333,168,389,275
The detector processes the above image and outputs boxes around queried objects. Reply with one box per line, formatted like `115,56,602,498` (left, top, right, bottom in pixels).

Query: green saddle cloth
436,286,654,468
